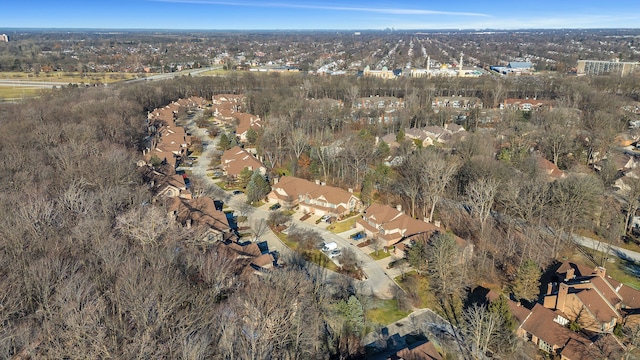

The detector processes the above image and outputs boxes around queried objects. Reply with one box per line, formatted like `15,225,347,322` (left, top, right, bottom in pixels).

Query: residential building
220,146,266,178
394,341,443,360
356,203,436,247
432,97,483,110
543,262,640,334
168,196,233,242
268,176,361,218
577,59,640,76
234,112,262,142
537,157,566,181
143,168,191,199
481,288,625,360
501,98,553,111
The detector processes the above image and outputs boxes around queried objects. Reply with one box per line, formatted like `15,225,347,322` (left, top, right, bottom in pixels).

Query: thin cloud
152,0,490,17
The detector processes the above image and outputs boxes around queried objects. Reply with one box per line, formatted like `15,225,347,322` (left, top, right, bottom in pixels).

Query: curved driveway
182,110,396,299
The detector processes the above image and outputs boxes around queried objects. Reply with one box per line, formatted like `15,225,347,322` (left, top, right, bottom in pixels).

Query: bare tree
252,218,269,241
115,205,175,247
466,177,499,233
622,177,640,235
418,150,460,223
462,303,502,358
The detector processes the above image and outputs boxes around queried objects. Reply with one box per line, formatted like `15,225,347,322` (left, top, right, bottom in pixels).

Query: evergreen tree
217,132,231,151
237,167,253,188
246,171,271,203
246,128,258,145
511,259,541,302
336,295,364,336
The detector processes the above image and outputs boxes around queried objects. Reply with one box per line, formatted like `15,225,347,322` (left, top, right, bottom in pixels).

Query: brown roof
396,341,442,360
521,304,582,350
575,288,620,323
227,242,262,257
272,176,356,207
362,203,441,246
612,280,640,309
364,203,403,224
235,112,262,136
537,157,565,179
168,196,230,233
220,146,265,176
146,148,177,167
251,253,275,268
557,261,595,279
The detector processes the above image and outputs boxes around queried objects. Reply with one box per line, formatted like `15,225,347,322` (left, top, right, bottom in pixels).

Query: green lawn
366,299,411,327
328,216,360,233
369,250,391,260
0,87,42,100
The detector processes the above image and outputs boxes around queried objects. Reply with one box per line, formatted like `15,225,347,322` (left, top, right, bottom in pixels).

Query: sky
2,0,640,30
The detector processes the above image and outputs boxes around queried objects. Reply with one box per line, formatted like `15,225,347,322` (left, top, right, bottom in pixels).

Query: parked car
329,249,342,258
232,190,243,195
320,214,331,222
269,203,281,211
350,231,366,241
321,241,338,252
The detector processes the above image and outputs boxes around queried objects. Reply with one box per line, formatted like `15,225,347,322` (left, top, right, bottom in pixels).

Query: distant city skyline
3,0,640,30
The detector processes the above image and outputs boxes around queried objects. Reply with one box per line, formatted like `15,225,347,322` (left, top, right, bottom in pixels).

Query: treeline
0,85,366,358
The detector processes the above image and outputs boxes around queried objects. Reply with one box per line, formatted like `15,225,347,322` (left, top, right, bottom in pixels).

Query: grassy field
0,87,42,100
199,68,228,76
0,71,144,84
369,250,391,260
328,216,359,233
0,71,146,100
366,298,411,327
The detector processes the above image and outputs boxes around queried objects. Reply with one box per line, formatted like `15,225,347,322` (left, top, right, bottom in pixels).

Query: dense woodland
2,68,640,358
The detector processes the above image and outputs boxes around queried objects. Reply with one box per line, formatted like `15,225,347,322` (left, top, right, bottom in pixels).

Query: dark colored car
232,190,243,195
269,203,281,211
350,231,366,241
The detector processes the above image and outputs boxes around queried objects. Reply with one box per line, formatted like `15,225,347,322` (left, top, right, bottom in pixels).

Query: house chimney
565,267,575,282
315,179,320,185
547,282,553,295
594,266,606,278
396,204,402,212
556,283,569,313
348,188,353,193
434,220,441,228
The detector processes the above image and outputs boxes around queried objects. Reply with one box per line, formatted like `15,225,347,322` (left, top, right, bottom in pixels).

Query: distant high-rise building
0,34,8,42
577,59,639,76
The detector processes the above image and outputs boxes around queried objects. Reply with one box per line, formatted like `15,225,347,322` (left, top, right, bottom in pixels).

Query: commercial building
577,59,640,76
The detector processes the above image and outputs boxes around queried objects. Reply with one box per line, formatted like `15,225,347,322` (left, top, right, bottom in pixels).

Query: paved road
181,109,396,299
287,218,395,299
362,308,463,359
126,65,223,84
573,234,640,263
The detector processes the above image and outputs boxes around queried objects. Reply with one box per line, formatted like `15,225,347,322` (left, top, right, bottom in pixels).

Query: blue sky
3,0,640,30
